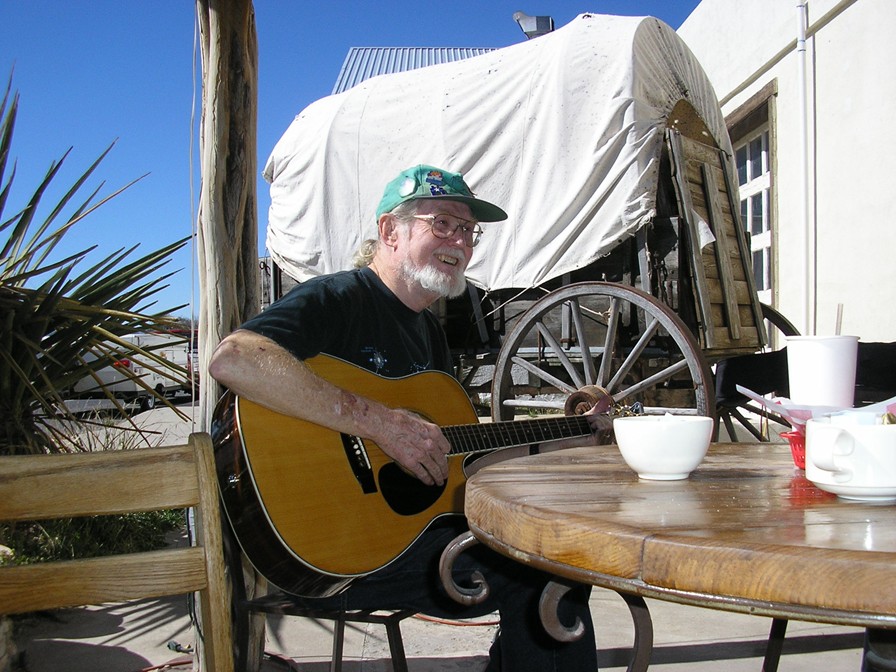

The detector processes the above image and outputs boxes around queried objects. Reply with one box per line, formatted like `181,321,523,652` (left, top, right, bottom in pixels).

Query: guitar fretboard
442,415,593,455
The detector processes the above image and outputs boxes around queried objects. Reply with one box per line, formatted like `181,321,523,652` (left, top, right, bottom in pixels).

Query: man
209,165,599,671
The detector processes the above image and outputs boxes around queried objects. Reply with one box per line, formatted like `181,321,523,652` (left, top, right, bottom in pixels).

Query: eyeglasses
411,214,483,248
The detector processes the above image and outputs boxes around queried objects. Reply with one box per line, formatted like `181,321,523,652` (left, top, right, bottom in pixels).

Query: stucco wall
679,0,895,341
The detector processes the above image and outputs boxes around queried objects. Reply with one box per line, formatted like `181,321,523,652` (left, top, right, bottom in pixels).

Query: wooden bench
0,432,233,672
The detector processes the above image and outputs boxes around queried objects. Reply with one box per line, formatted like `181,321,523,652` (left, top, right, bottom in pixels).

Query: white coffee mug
806,416,896,488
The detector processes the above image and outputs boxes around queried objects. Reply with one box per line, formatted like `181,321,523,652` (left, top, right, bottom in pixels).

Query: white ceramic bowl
613,415,714,480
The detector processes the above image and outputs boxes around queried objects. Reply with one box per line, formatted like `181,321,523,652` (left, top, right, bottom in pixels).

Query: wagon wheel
491,282,715,423
716,304,800,441
761,303,800,348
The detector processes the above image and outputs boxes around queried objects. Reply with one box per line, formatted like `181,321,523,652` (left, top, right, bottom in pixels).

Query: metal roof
332,47,494,94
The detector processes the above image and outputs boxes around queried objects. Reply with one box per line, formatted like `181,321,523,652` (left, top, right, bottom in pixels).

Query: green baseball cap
376,164,508,222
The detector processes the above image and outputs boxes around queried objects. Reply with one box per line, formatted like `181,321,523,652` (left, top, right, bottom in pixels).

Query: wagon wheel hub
564,385,613,417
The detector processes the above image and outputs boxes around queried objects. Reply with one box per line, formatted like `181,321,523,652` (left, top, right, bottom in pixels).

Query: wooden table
459,442,896,668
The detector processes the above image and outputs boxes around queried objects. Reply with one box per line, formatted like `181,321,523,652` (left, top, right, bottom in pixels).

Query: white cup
786,335,858,408
806,416,896,489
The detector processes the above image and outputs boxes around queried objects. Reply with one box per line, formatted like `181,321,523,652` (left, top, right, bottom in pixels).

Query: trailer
70,332,195,412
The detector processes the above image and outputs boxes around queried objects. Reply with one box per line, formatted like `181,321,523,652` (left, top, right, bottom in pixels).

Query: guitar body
211,354,481,597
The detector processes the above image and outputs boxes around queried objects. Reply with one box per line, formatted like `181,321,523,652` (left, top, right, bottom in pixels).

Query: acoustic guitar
212,353,596,597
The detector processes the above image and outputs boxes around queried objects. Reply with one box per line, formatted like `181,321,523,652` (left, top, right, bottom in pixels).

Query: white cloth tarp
263,13,730,291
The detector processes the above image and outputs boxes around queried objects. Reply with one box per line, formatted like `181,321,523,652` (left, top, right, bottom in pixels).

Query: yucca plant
0,78,191,455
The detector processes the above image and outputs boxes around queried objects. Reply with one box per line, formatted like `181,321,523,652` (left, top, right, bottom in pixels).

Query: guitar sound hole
378,463,445,516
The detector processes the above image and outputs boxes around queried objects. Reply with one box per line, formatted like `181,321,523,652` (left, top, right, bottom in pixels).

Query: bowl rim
613,415,713,424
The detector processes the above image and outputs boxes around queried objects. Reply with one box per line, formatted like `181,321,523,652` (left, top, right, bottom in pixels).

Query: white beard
399,255,467,298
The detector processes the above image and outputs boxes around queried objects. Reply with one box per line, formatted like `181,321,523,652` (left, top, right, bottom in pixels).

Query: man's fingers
423,451,449,486
381,410,452,485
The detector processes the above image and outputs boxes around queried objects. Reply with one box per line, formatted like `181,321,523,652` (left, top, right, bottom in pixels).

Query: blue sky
1,1,699,318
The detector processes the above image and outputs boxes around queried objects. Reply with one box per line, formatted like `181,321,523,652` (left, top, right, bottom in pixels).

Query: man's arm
208,329,451,486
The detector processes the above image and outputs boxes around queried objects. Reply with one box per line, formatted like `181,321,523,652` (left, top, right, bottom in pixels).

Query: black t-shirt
239,267,453,378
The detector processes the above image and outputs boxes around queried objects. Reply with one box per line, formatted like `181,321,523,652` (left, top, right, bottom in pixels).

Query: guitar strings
442,416,592,454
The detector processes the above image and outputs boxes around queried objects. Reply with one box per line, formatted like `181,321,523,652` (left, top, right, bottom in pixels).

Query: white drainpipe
796,1,814,334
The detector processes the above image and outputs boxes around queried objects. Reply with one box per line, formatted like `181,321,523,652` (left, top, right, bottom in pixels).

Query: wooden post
195,1,264,670
196,0,260,425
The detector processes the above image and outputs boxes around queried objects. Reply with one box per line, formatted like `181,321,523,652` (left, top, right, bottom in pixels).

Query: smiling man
209,165,599,671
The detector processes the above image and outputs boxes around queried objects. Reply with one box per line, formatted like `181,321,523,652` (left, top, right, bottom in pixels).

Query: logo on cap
424,170,449,197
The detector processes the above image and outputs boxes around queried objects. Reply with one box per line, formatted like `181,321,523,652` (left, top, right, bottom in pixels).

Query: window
735,127,771,301
728,82,776,307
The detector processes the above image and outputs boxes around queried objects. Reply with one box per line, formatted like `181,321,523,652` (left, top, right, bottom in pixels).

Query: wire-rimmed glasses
411,214,483,248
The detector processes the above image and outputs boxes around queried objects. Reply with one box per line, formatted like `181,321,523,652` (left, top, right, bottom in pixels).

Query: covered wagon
262,13,775,426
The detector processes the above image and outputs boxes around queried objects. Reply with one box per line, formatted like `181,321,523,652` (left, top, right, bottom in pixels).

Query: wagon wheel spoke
716,303,800,440
501,397,566,411
597,297,621,387
607,316,661,391
568,298,596,386
535,320,585,389
613,359,692,406
509,355,578,395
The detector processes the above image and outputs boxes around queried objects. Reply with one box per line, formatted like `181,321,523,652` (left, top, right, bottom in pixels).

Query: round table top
464,442,896,628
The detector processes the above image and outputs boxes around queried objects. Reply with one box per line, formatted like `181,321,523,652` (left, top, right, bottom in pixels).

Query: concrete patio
11,585,866,670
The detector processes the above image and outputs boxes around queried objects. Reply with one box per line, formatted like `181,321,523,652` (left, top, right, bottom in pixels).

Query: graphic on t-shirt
362,347,432,376
365,348,388,374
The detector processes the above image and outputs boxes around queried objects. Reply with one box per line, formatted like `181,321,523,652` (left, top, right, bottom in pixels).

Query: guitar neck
442,415,593,456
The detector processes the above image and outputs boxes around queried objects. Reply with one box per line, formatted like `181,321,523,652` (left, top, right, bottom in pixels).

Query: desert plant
0,78,190,455
0,510,186,566
0,400,187,569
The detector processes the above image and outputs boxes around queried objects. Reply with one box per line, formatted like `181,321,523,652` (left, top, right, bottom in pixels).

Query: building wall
679,0,895,341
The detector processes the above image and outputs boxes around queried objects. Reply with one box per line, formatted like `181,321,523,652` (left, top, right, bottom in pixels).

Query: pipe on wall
796,1,814,334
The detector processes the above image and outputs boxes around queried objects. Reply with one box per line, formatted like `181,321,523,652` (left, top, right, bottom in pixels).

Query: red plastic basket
780,431,806,469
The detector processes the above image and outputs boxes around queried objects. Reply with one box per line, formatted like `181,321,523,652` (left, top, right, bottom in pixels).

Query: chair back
0,432,233,672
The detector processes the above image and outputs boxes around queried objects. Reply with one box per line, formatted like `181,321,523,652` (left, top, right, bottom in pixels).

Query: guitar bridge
341,433,377,494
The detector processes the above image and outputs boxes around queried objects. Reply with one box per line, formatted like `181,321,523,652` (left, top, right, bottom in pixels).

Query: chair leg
223,529,251,672
222,525,267,672
761,618,788,672
385,615,410,672
233,602,250,672
330,614,346,672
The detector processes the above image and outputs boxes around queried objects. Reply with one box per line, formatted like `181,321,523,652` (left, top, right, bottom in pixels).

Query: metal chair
222,525,413,672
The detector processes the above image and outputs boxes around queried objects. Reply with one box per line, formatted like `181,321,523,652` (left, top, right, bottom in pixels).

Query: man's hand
209,331,453,486
373,409,452,486
564,386,615,444
582,403,614,444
